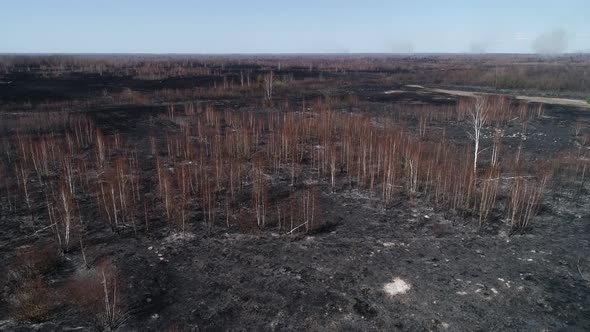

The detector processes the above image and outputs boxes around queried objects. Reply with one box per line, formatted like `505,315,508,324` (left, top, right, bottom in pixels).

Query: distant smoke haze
532,29,569,53
470,42,488,53
389,41,414,53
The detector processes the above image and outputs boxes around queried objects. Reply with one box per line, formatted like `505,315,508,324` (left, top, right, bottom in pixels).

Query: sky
0,0,589,54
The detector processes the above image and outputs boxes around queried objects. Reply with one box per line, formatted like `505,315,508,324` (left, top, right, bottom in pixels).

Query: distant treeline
0,54,588,93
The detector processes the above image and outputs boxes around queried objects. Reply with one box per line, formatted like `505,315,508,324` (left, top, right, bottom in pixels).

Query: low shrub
63,260,127,330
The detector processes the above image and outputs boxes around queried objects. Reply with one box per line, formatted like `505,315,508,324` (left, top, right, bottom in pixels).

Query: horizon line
0,52,588,57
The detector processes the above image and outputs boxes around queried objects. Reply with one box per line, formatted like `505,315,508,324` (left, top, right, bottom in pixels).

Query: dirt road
428,88,590,108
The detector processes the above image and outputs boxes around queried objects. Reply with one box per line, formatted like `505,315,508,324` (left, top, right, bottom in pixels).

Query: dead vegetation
0,95,566,245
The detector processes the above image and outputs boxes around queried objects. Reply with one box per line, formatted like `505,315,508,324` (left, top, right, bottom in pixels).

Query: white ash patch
162,232,195,244
337,189,382,209
381,241,409,248
383,277,411,296
303,178,319,186
498,277,513,288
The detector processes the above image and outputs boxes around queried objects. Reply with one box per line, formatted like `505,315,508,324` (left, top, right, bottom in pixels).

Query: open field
0,54,589,331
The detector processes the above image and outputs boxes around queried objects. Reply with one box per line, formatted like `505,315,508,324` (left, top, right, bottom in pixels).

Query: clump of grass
10,277,53,322
7,244,61,322
8,243,61,282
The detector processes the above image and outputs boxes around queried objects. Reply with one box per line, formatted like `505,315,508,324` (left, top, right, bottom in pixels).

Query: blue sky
1,0,588,53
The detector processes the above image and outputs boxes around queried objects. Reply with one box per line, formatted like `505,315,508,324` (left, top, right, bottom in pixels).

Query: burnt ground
119,190,590,331
0,69,589,332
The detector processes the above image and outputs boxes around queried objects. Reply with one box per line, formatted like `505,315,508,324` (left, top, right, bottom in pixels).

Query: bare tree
573,118,583,136
467,96,489,175
263,70,274,101
490,128,502,168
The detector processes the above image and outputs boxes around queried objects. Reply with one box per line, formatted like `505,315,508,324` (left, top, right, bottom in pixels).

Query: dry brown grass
507,175,549,233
